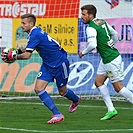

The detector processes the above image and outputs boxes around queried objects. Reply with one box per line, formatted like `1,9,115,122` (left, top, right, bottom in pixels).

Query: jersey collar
28,26,37,38
29,26,37,34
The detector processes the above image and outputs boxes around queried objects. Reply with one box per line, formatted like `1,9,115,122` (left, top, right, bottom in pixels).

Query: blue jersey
26,26,67,68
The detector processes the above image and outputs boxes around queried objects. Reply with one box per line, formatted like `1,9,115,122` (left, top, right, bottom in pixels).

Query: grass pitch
0,98,133,133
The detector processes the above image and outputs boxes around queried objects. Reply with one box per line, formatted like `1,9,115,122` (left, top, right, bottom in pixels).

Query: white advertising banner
0,19,12,48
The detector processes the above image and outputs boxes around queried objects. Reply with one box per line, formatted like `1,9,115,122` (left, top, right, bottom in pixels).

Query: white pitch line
0,101,132,110
0,127,133,133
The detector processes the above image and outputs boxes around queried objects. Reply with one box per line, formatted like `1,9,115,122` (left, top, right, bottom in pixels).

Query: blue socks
37,89,79,115
64,89,79,103
37,90,60,115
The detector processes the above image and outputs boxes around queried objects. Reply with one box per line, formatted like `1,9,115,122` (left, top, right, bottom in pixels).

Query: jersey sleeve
82,27,97,55
107,23,118,44
26,33,40,52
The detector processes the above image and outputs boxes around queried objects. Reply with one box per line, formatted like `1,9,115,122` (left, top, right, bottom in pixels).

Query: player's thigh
97,59,107,76
95,74,107,87
55,59,69,89
35,64,53,92
37,63,54,82
34,79,49,92
96,60,107,86
105,55,124,83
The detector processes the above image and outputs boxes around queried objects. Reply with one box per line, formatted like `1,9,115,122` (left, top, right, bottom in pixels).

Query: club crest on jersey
93,19,105,26
106,71,114,78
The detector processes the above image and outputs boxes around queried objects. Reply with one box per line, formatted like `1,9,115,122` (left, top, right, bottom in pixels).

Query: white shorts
97,55,124,83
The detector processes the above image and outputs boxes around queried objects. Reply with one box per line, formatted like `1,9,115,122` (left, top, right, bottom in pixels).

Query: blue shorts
37,59,69,88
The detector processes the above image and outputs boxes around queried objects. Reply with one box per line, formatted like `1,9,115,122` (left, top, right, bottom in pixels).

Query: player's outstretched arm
16,51,32,60
1,47,32,63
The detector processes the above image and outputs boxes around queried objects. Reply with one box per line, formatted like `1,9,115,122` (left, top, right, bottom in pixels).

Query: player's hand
1,51,8,63
1,47,17,63
78,51,84,58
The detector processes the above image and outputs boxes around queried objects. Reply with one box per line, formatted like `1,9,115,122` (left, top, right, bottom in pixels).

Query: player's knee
34,88,39,93
34,87,43,93
112,82,124,93
95,80,104,88
59,91,64,96
59,90,66,96
58,86,67,96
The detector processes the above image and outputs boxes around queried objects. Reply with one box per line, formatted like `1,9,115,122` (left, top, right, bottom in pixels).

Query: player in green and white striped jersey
79,4,133,120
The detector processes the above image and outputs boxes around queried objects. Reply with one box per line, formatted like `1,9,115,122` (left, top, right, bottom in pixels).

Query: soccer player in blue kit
2,14,81,124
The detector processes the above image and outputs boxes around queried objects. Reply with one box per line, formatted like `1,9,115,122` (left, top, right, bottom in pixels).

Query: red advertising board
0,0,79,18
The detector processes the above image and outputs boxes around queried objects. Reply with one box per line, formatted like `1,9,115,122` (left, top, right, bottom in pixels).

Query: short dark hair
81,5,97,18
21,13,36,25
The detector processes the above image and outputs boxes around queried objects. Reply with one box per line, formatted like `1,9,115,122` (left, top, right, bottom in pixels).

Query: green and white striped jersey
88,18,120,64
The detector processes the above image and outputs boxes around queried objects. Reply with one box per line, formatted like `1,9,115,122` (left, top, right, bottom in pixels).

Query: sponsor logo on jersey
37,72,42,77
88,36,95,39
